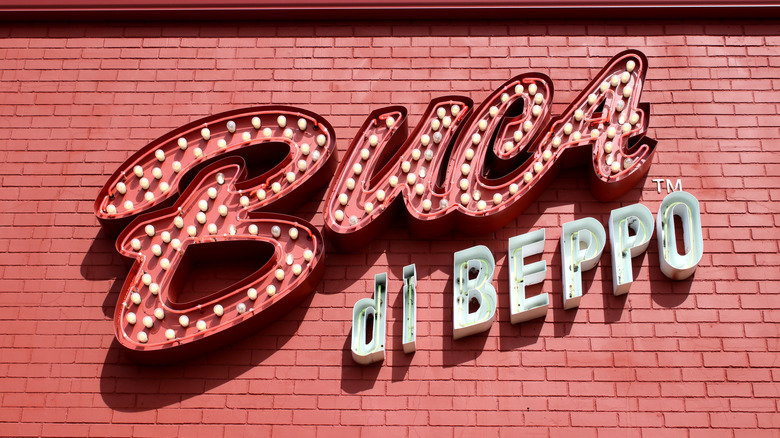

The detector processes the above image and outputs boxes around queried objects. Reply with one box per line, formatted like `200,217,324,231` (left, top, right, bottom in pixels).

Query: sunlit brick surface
0,20,778,437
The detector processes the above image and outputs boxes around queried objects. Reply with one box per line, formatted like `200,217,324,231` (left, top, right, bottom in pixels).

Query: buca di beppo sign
94,50,703,363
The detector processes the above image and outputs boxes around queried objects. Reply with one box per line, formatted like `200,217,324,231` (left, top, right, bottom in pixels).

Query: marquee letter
657,191,703,280
508,229,548,323
325,50,656,250
95,106,335,362
453,246,497,340
561,218,606,309
609,203,654,295
351,273,388,364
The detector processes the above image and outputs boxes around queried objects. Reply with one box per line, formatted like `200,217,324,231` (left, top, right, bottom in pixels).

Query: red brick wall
1,19,779,437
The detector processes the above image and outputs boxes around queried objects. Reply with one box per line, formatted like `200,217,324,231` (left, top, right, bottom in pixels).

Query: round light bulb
289,227,299,239
247,288,258,301
126,312,136,325
214,304,224,317
201,127,210,141
131,239,141,251
179,315,189,327
137,331,148,343
237,303,246,314
248,224,258,235
196,320,207,331
165,329,175,340
178,137,188,150
266,285,276,296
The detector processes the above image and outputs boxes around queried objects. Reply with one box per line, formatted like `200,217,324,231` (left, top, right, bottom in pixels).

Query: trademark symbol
651,178,682,194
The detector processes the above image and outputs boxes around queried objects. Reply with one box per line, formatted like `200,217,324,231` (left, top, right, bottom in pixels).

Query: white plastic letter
561,218,606,309
402,264,417,354
453,246,497,340
609,204,655,295
351,273,388,365
657,191,703,280
508,229,548,323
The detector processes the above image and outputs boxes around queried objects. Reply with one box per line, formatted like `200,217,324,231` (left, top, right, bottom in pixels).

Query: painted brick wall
0,19,778,437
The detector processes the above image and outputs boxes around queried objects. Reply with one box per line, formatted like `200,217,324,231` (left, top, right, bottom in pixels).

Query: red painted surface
0,19,779,437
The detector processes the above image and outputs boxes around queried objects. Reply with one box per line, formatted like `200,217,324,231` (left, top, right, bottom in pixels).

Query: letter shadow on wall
81,228,316,411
